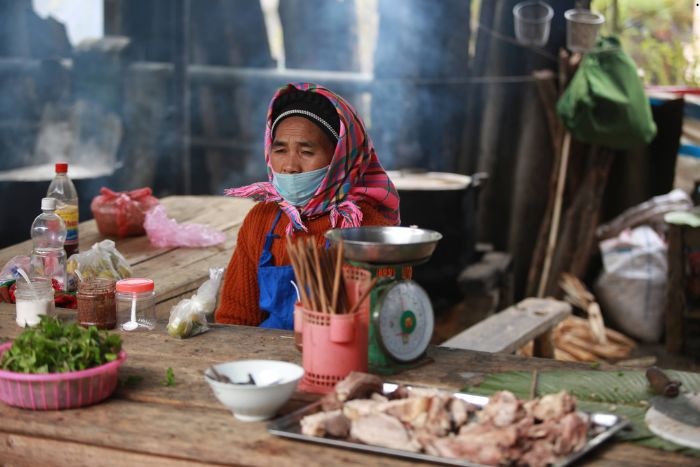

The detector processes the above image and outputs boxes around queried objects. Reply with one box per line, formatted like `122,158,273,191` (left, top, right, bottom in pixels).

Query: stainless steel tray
268,383,629,467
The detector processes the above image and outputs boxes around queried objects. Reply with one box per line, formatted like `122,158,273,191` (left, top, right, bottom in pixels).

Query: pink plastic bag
144,205,226,248
91,187,160,238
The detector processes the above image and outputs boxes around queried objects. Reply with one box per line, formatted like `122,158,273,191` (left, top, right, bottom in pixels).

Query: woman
215,83,400,329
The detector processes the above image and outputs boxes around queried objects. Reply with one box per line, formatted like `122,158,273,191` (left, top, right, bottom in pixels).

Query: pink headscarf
224,83,400,234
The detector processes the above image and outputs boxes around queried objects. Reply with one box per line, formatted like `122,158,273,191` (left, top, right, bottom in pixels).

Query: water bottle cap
55,162,68,173
41,197,56,211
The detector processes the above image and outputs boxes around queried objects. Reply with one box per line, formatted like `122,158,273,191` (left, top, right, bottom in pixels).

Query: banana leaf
462,370,700,456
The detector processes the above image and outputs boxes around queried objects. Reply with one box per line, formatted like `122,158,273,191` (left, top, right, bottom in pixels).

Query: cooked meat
554,412,589,455
300,410,343,437
431,424,519,466
388,384,411,400
325,412,351,438
310,378,590,466
519,438,558,467
479,391,524,427
380,397,431,425
343,399,381,420
525,390,577,422
448,397,475,429
350,413,421,452
334,372,383,402
524,417,557,440
411,429,441,454
424,395,452,436
321,392,343,411
406,387,452,399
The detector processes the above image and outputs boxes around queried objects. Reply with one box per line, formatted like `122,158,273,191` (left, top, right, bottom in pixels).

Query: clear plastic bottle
47,162,79,257
29,197,68,291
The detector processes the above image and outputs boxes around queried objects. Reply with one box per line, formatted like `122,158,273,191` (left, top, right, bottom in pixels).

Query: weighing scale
326,227,442,375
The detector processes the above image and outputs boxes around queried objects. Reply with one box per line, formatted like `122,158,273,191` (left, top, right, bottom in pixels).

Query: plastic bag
596,189,692,241
557,37,657,150
91,187,160,238
167,268,224,338
594,226,667,343
144,204,226,248
0,256,30,282
66,240,132,291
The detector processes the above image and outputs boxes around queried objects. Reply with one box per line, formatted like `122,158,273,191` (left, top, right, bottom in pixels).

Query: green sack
556,36,657,150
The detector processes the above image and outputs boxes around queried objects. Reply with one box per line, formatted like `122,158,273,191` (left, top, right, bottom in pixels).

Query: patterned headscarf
225,83,400,234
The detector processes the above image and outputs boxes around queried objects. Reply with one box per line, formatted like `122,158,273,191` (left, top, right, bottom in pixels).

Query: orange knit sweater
215,201,398,325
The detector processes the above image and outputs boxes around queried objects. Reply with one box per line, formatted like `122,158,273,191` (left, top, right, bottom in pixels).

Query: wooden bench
439,298,571,357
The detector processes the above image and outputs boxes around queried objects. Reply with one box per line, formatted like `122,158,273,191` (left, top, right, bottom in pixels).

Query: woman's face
270,116,335,174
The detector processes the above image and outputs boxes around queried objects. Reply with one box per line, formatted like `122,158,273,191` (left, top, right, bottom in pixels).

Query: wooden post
533,329,556,358
665,225,685,354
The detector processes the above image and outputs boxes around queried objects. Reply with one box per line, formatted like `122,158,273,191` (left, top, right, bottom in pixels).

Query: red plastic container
298,306,368,394
0,342,127,410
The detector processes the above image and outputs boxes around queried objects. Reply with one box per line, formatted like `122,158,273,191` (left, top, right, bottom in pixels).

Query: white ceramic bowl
204,360,304,422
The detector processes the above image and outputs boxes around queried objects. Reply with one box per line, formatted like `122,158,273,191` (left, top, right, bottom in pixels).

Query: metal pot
387,170,487,296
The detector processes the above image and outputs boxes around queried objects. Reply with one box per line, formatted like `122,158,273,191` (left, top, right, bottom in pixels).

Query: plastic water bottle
47,162,79,257
29,197,68,291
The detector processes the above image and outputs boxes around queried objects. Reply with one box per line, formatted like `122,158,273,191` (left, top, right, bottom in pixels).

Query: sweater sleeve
214,206,266,325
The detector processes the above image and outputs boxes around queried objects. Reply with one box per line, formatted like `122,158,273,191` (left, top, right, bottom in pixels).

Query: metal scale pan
324,226,442,266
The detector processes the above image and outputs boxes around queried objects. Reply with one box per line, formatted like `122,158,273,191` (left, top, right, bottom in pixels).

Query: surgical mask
272,165,329,207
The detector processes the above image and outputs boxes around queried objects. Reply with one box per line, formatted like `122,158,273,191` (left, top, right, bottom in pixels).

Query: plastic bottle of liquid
29,197,68,291
47,162,79,256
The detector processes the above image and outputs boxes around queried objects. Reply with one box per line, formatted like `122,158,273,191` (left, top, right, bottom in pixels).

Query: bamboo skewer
286,236,350,314
286,237,310,309
331,241,343,314
310,239,328,314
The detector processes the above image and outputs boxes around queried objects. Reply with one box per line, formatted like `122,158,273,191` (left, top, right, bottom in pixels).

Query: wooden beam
439,298,571,354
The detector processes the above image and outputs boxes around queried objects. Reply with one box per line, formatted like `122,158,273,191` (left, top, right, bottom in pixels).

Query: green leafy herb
164,367,175,387
0,316,122,374
589,361,601,369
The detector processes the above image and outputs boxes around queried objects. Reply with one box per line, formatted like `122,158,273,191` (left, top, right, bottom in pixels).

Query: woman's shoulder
241,202,280,232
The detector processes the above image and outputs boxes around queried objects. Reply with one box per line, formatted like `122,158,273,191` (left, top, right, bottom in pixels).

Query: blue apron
258,210,296,330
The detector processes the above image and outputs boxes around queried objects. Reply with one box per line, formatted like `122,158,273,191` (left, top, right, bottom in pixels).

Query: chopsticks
286,237,347,314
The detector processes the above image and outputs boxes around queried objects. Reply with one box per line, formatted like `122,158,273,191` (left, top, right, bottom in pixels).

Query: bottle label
56,206,79,244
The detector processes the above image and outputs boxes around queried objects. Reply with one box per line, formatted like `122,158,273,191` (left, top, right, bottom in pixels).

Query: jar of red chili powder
76,278,117,329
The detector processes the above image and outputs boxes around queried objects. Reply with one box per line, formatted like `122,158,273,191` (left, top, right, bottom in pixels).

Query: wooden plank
134,224,241,305
0,400,419,467
592,442,699,467
0,432,214,467
0,196,253,269
439,298,571,353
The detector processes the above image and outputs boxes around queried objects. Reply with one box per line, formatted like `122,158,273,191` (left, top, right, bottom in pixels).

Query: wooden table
0,196,695,466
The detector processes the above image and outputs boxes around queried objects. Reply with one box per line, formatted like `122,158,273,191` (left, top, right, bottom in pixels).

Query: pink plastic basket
0,342,127,410
299,306,368,394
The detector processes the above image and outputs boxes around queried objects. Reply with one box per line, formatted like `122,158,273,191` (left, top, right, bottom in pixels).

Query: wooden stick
331,241,343,314
319,247,335,313
529,369,539,399
303,240,319,311
311,239,328,313
287,237,310,309
347,277,379,317
538,132,571,297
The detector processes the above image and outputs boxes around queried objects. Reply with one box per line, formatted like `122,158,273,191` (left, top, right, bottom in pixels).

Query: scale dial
374,280,434,362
